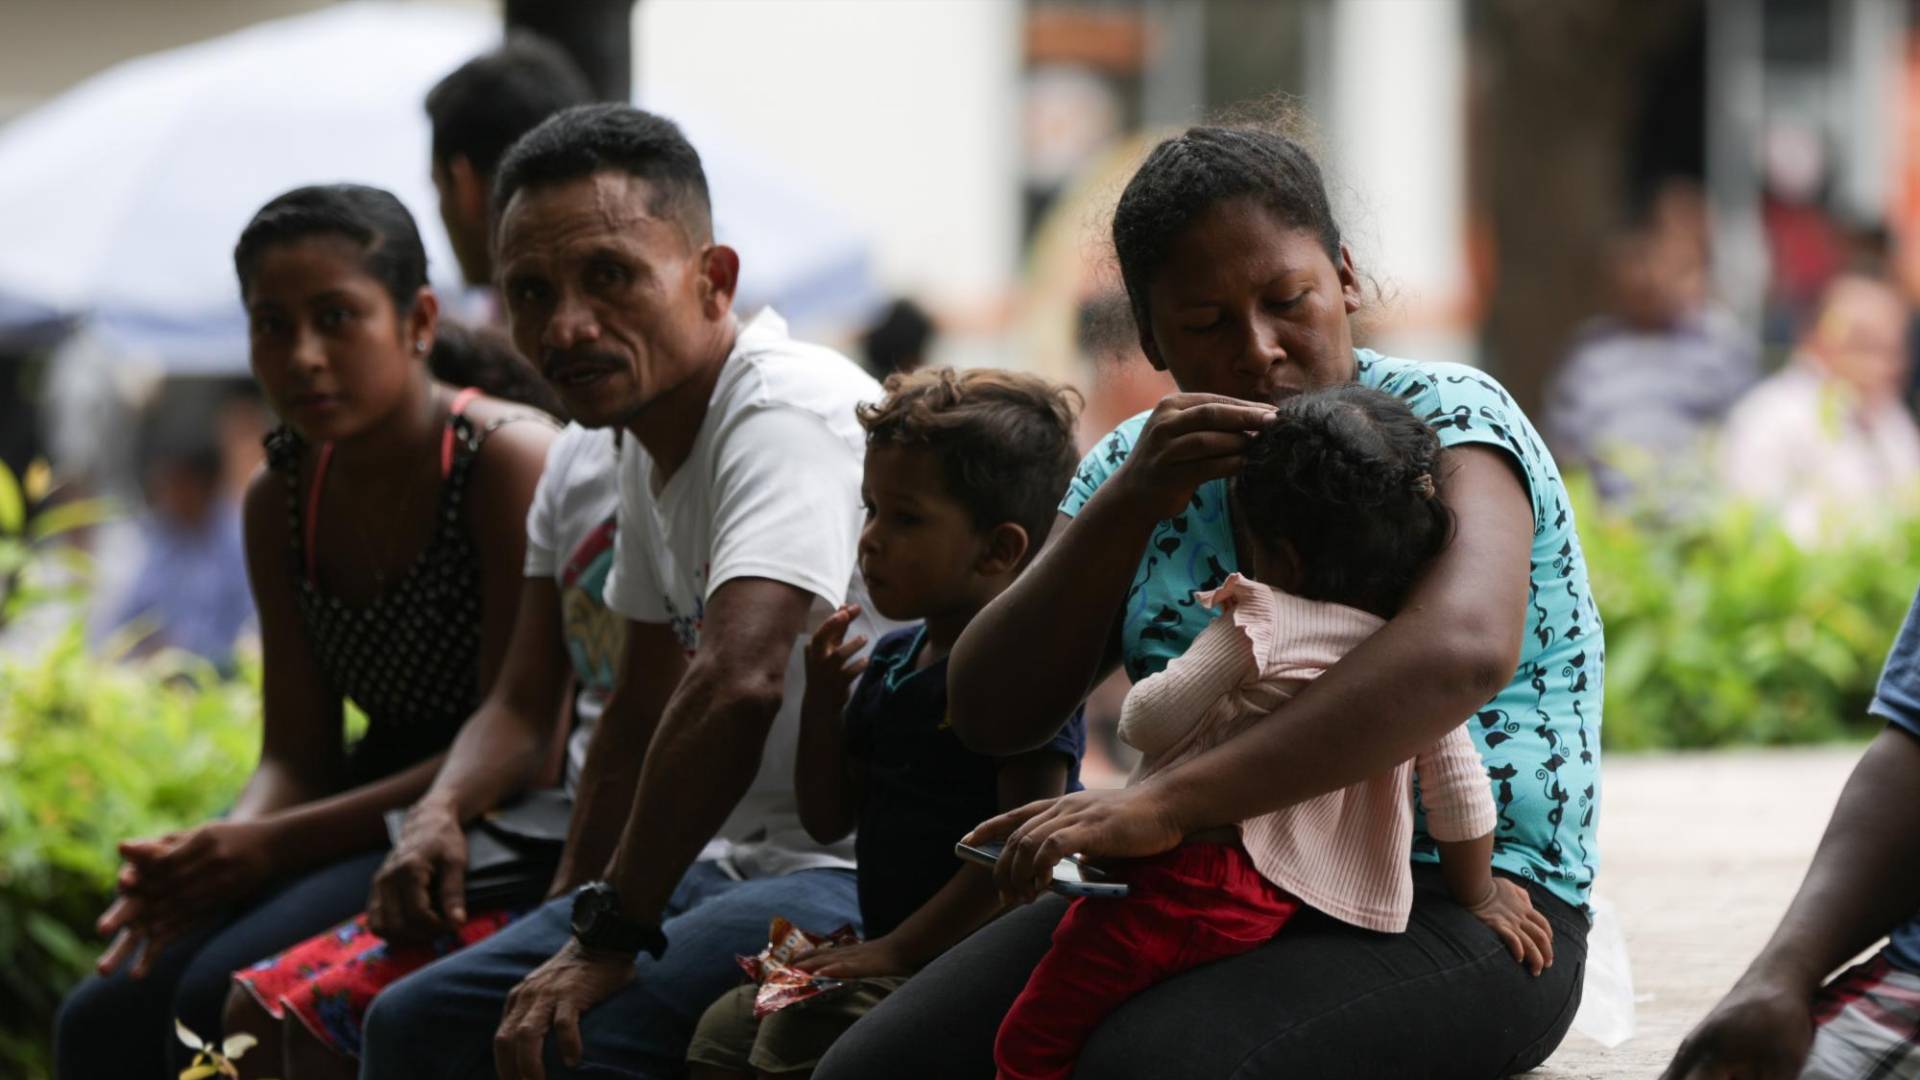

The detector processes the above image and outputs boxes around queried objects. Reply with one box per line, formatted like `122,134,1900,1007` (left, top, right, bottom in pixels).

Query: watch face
571,882,614,936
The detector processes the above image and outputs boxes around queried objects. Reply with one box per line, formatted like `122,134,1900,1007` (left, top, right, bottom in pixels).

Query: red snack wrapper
734,916,862,1018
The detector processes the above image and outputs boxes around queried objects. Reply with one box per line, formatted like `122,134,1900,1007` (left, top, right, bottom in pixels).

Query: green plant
0,459,261,1078
1573,474,1920,749
175,1020,269,1079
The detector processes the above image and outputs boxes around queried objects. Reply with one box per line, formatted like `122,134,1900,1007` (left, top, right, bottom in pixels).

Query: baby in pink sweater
994,386,1554,1080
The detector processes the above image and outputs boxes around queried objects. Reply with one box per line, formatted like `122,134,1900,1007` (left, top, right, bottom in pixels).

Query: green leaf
0,461,21,535
27,497,118,542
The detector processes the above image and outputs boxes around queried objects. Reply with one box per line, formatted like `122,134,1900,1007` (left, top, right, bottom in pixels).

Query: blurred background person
426,319,565,419
1719,274,1920,545
97,433,252,668
1761,122,1848,348
1071,290,1173,456
1546,195,1758,507
426,33,595,302
857,296,936,382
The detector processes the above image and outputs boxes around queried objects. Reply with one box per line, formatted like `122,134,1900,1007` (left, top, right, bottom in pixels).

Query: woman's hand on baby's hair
1466,878,1554,976
804,604,869,705
964,786,1184,905
1111,393,1280,523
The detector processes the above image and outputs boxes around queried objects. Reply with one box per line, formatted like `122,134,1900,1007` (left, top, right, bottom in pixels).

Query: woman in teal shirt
817,127,1602,1078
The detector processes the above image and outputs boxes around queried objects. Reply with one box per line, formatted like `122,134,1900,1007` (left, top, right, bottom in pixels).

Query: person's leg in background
363,864,859,1080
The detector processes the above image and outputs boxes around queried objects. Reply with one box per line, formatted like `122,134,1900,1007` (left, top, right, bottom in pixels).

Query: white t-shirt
604,308,896,878
523,423,626,792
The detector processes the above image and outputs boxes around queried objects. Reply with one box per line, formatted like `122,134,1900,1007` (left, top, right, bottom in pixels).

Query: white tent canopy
0,1,876,372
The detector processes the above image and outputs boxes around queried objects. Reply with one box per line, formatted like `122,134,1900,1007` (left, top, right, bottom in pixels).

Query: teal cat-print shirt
1062,349,1603,911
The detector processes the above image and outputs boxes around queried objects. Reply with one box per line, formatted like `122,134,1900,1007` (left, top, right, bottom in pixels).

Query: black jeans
53,850,385,1080
816,864,1589,1080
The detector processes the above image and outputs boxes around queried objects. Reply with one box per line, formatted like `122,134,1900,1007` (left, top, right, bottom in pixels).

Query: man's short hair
426,34,594,179
492,104,714,245
856,368,1084,560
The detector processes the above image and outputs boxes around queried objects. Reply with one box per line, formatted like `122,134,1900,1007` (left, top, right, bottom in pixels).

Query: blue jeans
54,850,387,1080
360,862,860,1079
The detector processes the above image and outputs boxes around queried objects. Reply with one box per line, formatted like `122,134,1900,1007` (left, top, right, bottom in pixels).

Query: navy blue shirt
1871,591,1920,973
844,625,1086,939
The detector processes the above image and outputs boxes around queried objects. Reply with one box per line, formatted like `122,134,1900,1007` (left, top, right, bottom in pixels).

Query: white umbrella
0,1,875,372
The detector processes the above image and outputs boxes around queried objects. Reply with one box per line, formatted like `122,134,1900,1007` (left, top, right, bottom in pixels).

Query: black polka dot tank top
264,403,512,782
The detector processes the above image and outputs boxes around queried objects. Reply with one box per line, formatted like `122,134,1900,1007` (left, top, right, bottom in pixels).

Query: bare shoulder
460,400,558,540
465,397,560,473
242,460,290,551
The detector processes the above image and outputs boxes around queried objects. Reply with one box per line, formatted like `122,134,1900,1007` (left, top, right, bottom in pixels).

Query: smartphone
954,840,1130,898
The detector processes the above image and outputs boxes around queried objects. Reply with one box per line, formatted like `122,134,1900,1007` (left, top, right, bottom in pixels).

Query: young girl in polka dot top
992,385,1554,1080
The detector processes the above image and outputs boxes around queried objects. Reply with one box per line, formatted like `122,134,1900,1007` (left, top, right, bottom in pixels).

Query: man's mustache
541,350,627,378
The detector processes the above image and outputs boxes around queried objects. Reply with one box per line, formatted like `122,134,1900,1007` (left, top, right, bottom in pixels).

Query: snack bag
734,916,862,1018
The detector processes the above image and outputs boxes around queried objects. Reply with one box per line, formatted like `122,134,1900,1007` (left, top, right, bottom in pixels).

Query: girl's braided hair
1235,384,1454,616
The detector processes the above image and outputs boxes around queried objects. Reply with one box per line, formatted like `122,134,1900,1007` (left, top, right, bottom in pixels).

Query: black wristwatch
570,881,668,959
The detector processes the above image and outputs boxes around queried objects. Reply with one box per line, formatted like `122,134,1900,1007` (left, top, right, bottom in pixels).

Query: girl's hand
963,786,1184,905
1108,394,1278,523
1465,878,1554,976
790,936,914,979
804,604,869,708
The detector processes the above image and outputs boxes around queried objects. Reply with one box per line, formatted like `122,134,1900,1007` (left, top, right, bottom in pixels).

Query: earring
415,339,428,355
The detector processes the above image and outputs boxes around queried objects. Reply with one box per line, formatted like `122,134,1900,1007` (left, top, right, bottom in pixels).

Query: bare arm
950,394,1280,754
1664,725,1920,1080
1747,727,1920,989
233,467,346,819
548,620,687,896
1435,834,1497,907
365,579,578,939
794,605,868,845
947,506,1132,753
412,579,570,825
605,577,817,920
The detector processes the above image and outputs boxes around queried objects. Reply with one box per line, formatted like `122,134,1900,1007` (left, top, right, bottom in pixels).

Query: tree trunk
1471,0,1700,417
505,0,638,102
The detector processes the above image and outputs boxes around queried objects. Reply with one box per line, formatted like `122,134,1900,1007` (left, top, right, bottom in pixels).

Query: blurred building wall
1327,0,1471,364
634,0,1023,313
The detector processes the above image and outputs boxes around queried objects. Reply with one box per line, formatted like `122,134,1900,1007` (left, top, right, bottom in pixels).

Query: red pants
993,842,1300,1080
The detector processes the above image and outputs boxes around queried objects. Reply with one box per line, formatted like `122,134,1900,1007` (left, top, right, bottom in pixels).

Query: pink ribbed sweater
1118,573,1497,933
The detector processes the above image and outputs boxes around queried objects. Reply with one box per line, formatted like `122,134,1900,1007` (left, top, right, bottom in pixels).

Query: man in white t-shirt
362,104,890,1080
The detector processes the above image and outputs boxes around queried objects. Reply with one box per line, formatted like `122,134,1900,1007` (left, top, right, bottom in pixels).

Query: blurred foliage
0,459,260,1079
1573,473,1920,750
